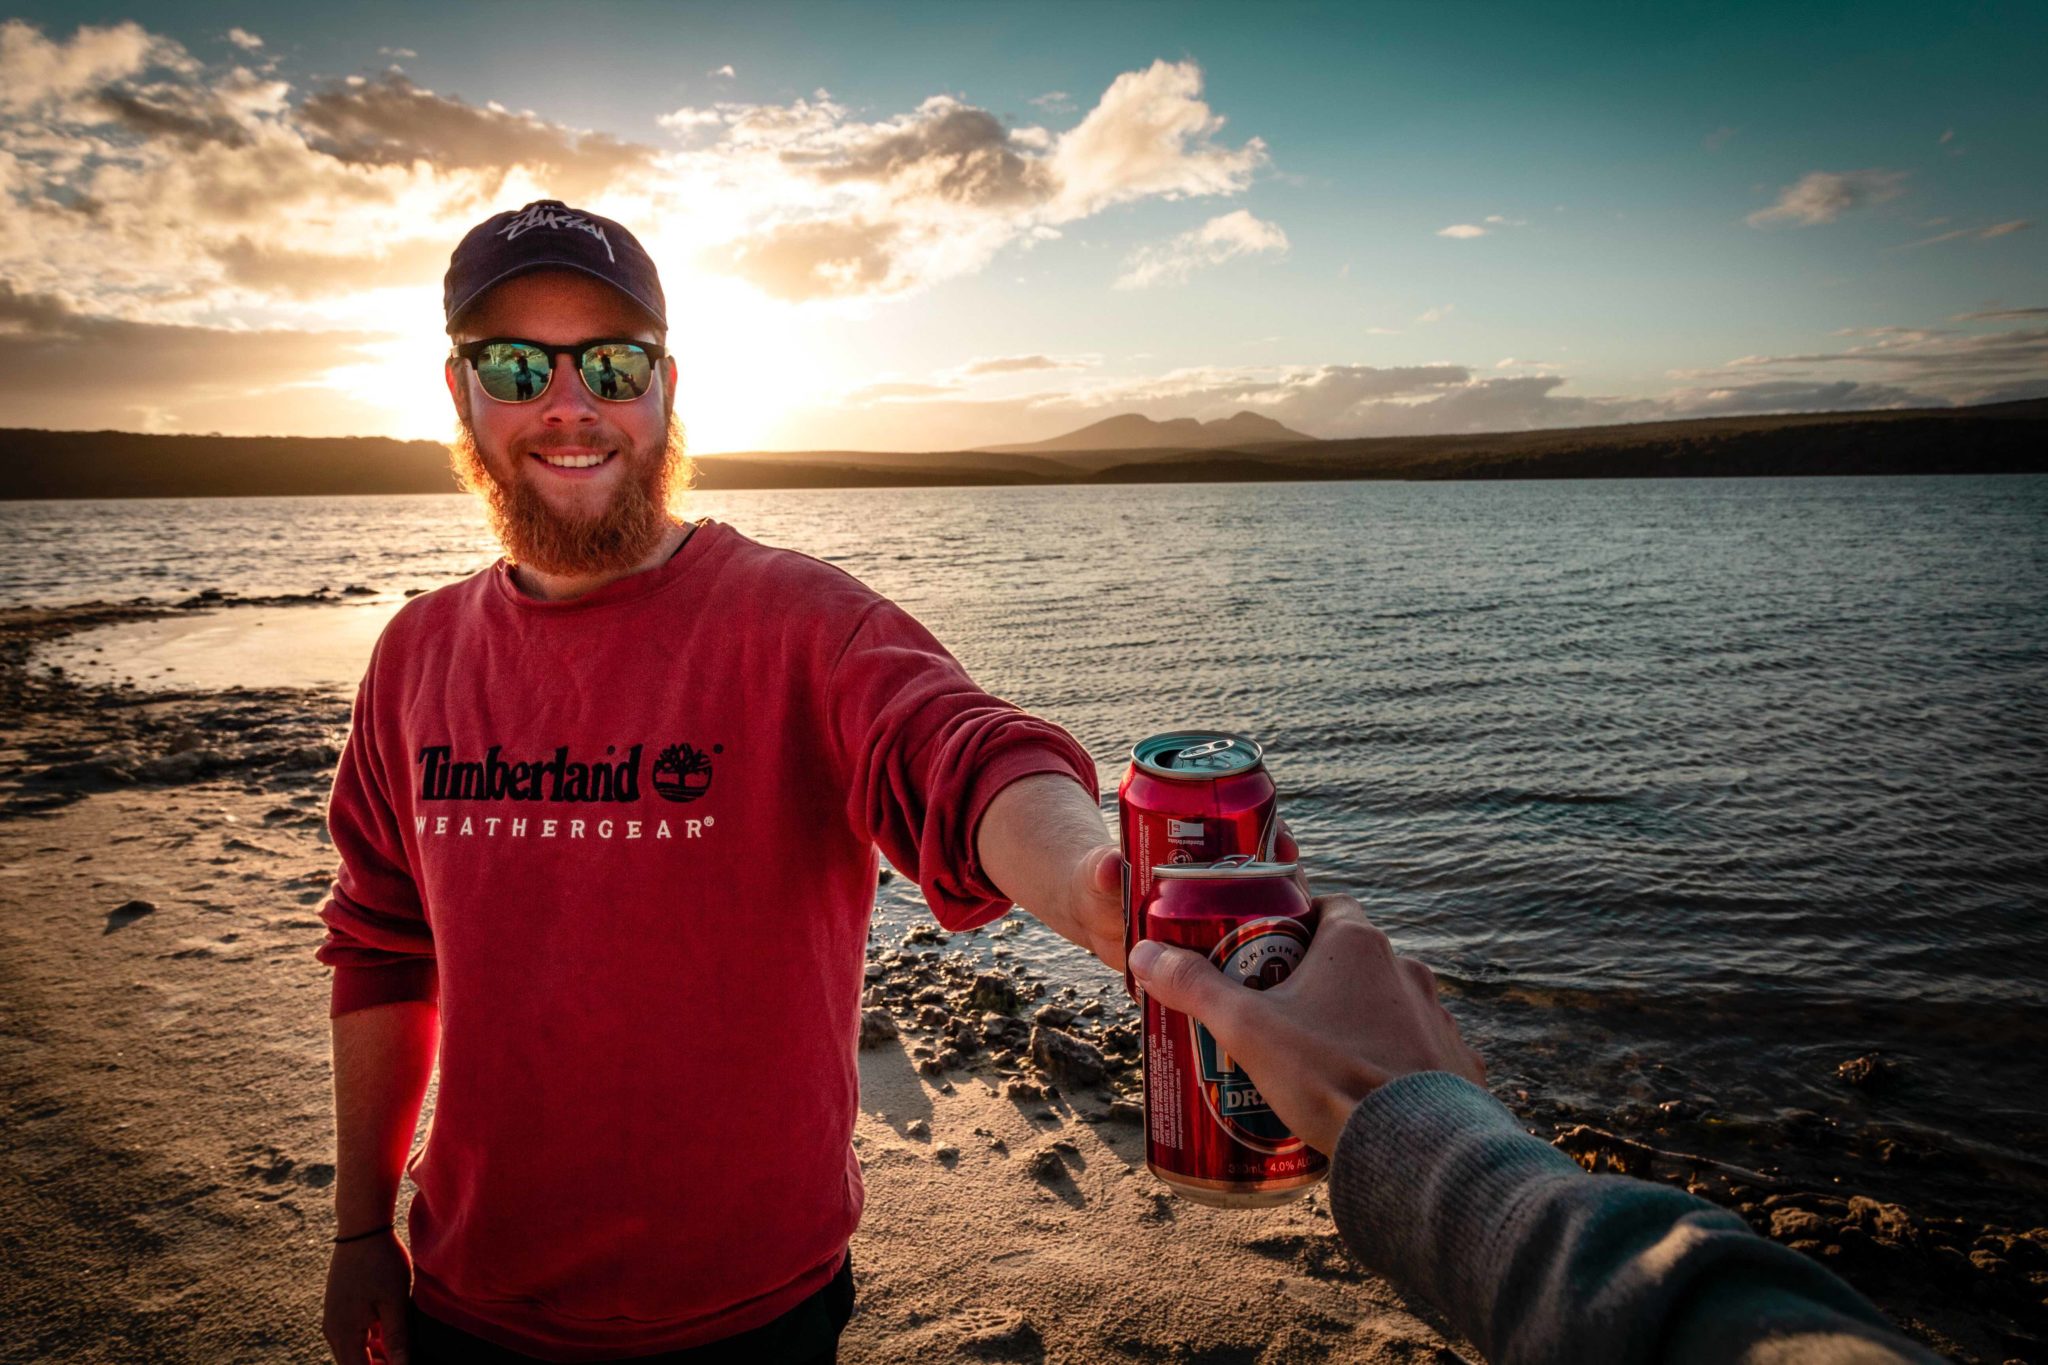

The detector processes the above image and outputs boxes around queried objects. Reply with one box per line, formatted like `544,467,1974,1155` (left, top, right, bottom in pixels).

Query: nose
534,351,601,426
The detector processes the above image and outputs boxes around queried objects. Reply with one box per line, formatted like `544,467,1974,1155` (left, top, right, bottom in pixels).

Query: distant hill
978,410,1314,453
2,399,2043,498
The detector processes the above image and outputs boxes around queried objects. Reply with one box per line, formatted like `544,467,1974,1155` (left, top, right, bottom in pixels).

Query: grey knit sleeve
1325,1072,1939,1364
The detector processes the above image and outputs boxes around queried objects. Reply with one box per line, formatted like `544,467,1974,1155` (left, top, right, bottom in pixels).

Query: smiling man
316,200,1124,1364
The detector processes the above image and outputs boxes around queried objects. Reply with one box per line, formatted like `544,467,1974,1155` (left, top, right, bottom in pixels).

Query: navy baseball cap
443,199,667,334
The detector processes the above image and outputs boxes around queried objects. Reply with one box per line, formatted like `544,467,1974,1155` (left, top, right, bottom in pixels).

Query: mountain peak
979,411,1316,454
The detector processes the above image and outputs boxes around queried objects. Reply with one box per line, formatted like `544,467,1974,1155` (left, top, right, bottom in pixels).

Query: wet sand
1,601,2039,1363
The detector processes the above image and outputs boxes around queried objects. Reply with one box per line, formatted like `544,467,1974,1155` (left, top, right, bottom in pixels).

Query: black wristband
333,1221,394,1245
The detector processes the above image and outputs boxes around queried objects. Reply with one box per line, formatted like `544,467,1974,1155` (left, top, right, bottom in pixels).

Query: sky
1,1,2044,453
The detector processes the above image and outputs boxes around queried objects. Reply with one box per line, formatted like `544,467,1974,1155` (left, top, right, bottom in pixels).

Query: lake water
6,477,2046,1221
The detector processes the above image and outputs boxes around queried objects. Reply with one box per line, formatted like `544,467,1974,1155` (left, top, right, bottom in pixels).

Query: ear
661,355,678,394
444,358,467,418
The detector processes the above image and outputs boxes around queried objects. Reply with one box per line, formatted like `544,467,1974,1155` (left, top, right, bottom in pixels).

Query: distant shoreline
3,398,2044,499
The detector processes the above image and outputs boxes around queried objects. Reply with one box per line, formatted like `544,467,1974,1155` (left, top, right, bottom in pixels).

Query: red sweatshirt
316,520,1096,1360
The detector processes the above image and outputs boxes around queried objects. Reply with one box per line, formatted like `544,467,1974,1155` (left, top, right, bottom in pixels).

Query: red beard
450,415,691,578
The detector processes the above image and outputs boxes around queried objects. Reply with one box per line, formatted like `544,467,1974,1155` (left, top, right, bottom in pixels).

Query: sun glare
664,274,848,453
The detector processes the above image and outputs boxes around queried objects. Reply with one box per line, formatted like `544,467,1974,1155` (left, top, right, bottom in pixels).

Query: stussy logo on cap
497,204,615,263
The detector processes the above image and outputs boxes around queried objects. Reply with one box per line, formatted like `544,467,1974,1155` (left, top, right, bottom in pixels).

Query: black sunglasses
451,337,670,404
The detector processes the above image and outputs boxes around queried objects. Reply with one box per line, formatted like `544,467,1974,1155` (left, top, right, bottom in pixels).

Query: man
1130,903,1942,1363
317,199,1126,1364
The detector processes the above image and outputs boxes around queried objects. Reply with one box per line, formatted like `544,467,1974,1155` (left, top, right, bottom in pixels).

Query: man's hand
1129,895,1485,1156
1061,844,1128,969
322,1229,413,1365
977,774,1125,971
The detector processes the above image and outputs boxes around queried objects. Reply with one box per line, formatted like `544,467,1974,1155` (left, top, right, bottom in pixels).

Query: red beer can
1119,731,1279,998
1139,857,1327,1207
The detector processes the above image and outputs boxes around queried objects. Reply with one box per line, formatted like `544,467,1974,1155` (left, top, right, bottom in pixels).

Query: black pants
406,1253,854,1364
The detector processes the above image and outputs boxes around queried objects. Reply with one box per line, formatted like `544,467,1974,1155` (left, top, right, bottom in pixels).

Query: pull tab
1211,853,1258,870
1175,738,1237,762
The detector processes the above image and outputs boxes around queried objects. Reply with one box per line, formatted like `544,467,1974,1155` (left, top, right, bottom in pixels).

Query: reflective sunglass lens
474,342,552,402
580,344,653,401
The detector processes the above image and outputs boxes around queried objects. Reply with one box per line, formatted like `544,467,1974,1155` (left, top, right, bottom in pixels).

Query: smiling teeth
539,451,609,468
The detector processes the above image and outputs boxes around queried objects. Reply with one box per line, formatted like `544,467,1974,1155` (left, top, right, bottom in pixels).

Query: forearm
1329,1073,1934,1364
331,1000,439,1237
977,772,1112,928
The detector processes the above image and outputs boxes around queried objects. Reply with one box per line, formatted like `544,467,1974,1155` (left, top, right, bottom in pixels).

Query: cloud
1048,60,1266,220
710,64,735,78
959,354,1094,376
709,217,901,301
0,18,186,112
1483,214,1527,227
1115,210,1287,289
1415,304,1454,323
377,47,418,60
1670,321,2048,409
1436,223,1486,239
783,97,1055,208
1904,219,2032,248
225,28,262,51
297,72,654,197
1747,169,1908,227
0,279,385,431
1029,91,1074,115
1951,306,2048,322
677,58,1267,302
1703,125,1737,152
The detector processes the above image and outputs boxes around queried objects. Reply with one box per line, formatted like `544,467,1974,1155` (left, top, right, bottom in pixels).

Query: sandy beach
2,600,2040,1364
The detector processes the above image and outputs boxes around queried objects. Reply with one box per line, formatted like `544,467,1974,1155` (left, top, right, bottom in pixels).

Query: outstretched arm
976,772,1125,968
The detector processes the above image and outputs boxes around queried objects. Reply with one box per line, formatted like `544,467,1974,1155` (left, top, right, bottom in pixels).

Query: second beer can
1139,857,1327,1207
1118,731,1279,998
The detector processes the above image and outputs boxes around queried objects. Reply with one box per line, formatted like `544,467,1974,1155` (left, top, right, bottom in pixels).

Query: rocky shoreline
3,598,2043,1361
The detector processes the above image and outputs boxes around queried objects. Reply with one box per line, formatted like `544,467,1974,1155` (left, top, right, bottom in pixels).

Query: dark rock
104,899,157,932
981,1012,1029,1049
1033,1003,1077,1029
916,1057,946,1078
916,1005,949,1031
1030,1024,1106,1088
968,972,1021,1015
1002,1078,1044,1103
1844,1196,1915,1246
281,742,339,770
858,1009,899,1050
913,985,948,1005
1770,1207,1828,1244
1025,1149,1067,1182
902,924,945,947
1835,1053,1900,1091
905,1118,930,1140
937,1047,965,1070
137,749,216,782
945,1019,984,1052
934,1145,960,1165
1108,1100,1145,1125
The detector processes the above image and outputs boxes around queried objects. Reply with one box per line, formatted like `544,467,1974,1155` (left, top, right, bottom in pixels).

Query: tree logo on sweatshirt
652,742,720,803
1191,916,1312,1154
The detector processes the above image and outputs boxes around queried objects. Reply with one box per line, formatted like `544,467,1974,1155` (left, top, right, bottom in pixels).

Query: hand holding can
1135,857,1327,1207
1130,894,1487,1159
